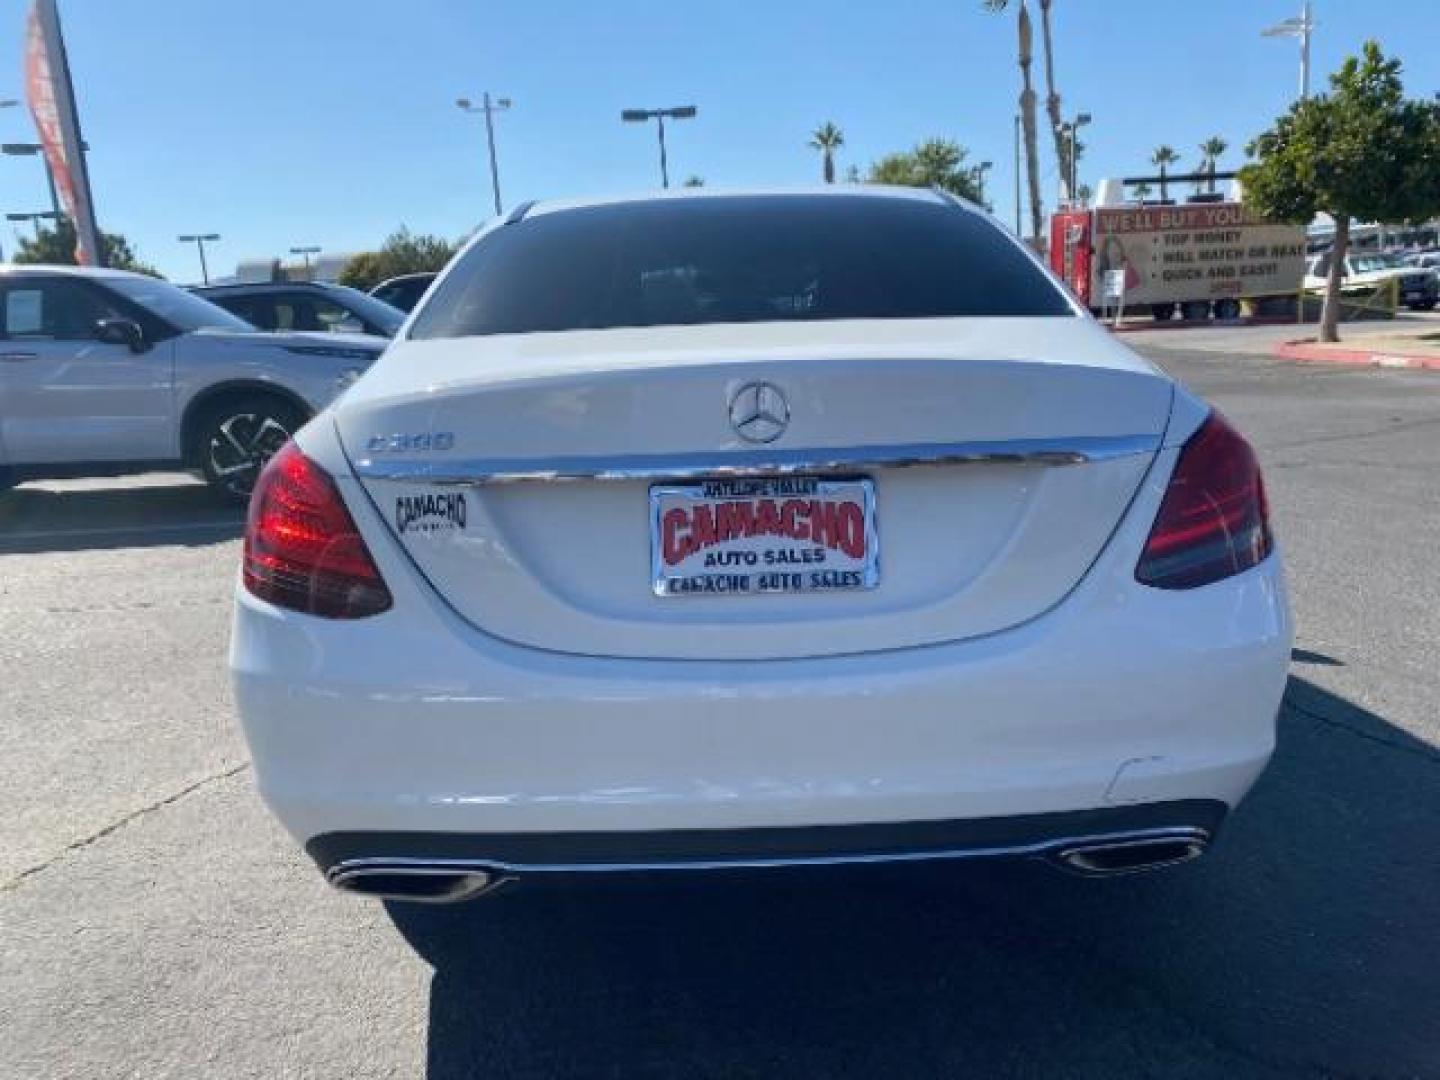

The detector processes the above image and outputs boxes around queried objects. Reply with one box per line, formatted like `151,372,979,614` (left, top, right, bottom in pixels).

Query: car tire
194,395,306,504
1151,303,1177,322
1213,299,1241,321
1407,299,1437,311
1181,300,1212,322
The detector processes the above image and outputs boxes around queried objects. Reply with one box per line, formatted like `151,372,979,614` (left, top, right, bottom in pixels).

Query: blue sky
1,1,1435,282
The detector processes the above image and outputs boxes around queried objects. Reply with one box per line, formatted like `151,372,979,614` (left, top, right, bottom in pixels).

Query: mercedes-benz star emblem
728,382,790,443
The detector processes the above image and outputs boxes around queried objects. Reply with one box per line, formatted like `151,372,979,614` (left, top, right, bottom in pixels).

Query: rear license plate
650,476,878,597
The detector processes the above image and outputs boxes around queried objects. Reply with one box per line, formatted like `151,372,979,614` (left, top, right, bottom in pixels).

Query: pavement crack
0,761,251,894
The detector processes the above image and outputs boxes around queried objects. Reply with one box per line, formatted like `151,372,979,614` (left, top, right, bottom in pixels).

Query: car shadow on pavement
0,481,242,554
387,676,1439,1080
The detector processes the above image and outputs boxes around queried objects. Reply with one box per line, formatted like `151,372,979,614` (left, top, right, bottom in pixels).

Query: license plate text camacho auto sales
649,476,878,597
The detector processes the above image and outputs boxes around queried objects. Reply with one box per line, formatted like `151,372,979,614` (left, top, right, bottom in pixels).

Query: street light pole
2,143,64,217
179,233,220,284
974,160,993,209
8,211,58,240
621,106,697,189
289,245,321,280
1013,114,1022,234
1262,0,1315,99
456,94,512,216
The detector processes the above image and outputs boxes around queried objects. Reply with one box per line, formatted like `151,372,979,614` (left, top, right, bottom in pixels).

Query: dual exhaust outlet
327,828,1209,903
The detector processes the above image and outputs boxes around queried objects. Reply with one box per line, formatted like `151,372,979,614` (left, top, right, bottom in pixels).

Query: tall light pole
290,245,321,279
456,93,512,216
1068,113,1091,206
3,143,64,217
179,233,220,284
1262,1,1315,99
973,160,993,209
8,210,59,240
621,105,697,188
1012,113,1022,234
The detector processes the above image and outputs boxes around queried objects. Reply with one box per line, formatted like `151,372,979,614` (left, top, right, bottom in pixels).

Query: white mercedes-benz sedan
230,187,1291,902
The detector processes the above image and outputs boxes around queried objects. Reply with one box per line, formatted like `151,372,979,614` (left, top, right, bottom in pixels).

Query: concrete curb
1273,339,1440,372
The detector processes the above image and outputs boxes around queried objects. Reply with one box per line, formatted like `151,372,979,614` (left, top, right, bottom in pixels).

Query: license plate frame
649,475,879,598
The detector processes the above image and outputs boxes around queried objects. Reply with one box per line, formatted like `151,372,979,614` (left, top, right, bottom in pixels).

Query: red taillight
1136,412,1273,590
243,442,392,618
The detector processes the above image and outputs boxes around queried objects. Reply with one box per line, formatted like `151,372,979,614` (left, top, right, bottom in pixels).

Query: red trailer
1048,196,1306,322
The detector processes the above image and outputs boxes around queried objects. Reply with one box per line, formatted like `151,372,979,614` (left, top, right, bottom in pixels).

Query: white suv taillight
1136,411,1273,590
243,442,392,618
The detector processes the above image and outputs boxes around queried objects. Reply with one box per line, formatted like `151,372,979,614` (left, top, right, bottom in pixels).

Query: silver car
0,265,385,501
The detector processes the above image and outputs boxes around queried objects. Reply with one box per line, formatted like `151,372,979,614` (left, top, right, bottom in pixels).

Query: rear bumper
232,556,1288,848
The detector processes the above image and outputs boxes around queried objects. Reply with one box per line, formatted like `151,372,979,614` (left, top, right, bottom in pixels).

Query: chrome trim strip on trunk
351,433,1160,486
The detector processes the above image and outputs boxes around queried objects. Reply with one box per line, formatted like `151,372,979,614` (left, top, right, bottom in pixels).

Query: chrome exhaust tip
1052,831,1209,877
329,864,508,903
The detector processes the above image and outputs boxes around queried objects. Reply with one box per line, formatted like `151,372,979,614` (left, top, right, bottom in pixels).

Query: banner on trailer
1093,204,1305,305
25,0,102,265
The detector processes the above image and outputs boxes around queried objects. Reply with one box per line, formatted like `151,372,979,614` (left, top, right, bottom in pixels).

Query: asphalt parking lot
2,338,1437,1079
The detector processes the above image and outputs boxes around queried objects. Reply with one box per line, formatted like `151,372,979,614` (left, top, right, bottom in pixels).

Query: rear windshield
409,195,1073,339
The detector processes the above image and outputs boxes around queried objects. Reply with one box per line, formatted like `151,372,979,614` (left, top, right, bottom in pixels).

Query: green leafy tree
12,218,160,276
682,175,705,187
1240,41,1440,342
1132,180,1154,202
868,138,983,201
809,121,845,184
1199,136,1228,194
1150,145,1180,202
337,227,459,291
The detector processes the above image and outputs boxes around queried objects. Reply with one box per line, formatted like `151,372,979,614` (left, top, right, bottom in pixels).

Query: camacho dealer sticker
395,491,468,535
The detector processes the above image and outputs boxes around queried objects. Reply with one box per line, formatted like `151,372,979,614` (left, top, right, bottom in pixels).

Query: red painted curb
1273,339,1440,372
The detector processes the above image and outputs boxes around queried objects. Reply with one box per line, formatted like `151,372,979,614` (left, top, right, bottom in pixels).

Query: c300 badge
366,431,455,453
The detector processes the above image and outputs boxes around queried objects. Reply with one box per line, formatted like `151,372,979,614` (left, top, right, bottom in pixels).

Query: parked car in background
232,188,1291,904
369,272,437,313
0,265,385,501
1304,251,1438,310
195,281,405,338
1402,251,1440,274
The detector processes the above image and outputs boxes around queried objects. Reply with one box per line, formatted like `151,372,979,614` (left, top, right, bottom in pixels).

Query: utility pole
179,233,220,284
621,105,698,188
456,93,512,216
1262,0,1315,99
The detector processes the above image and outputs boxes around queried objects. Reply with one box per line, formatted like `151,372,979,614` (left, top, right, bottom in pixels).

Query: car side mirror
95,317,147,352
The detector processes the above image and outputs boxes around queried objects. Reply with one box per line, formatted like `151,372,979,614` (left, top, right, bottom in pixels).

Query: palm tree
986,1,1067,202
984,0,1044,243
809,122,845,184
1132,180,1154,203
1199,136,1228,194
1151,145,1180,202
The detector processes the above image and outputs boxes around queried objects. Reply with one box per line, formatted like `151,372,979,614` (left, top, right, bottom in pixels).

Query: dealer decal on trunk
396,492,468,535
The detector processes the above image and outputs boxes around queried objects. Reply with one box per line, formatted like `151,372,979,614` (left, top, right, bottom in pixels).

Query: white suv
0,265,385,500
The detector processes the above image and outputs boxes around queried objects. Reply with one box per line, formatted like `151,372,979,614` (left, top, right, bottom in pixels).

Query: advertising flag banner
24,0,102,265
